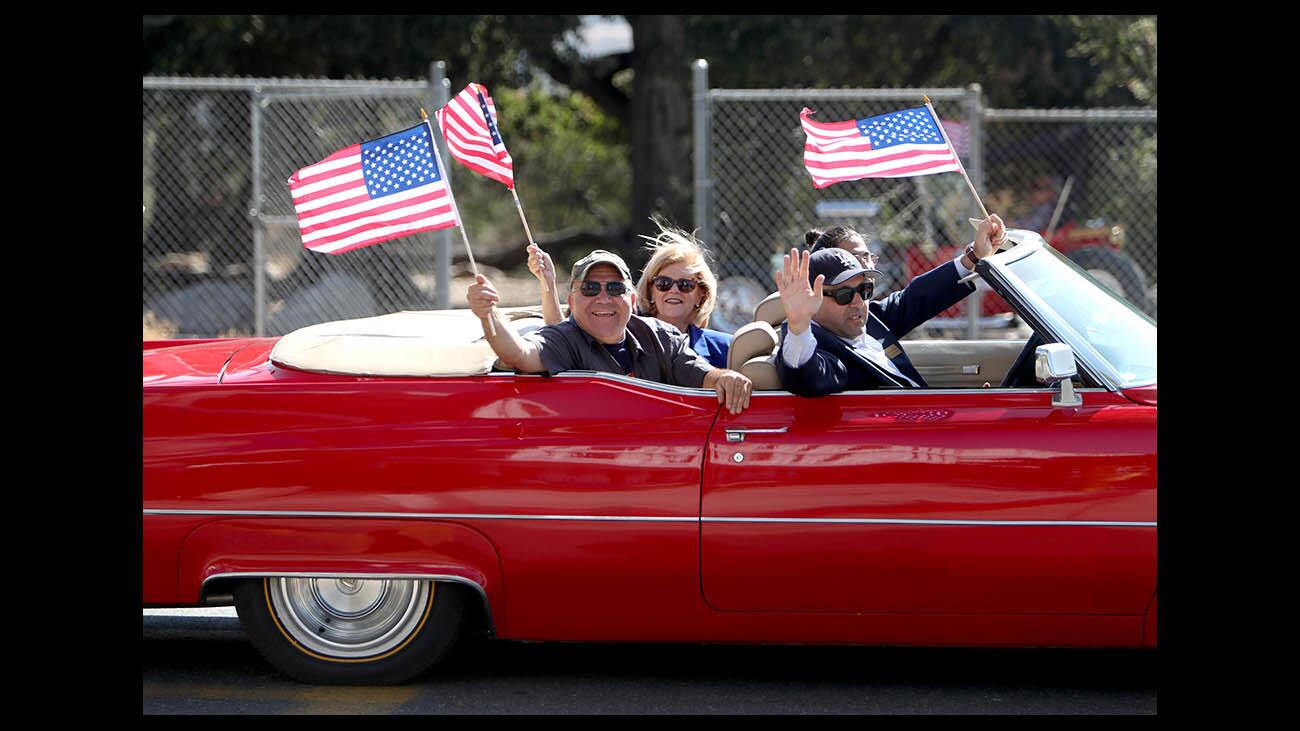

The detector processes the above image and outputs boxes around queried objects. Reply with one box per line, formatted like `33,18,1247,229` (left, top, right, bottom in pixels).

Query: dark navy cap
808,248,880,287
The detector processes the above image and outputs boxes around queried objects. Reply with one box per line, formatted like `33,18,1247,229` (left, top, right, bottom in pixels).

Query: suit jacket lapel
813,323,911,389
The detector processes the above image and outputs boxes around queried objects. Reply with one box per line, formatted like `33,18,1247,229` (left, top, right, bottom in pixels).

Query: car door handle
725,427,789,443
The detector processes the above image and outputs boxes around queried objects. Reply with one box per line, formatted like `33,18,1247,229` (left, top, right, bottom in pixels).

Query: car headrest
739,353,781,391
727,321,780,371
753,292,785,326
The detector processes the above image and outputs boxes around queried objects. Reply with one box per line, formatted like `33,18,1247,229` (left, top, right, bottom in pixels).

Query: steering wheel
1000,332,1044,388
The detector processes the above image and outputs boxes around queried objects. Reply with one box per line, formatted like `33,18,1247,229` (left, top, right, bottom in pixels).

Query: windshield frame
975,231,1156,391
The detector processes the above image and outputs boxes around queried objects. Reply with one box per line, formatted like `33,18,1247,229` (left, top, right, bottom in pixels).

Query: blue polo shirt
688,324,733,370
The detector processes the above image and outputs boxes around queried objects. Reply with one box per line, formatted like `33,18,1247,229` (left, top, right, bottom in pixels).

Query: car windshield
997,244,1156,389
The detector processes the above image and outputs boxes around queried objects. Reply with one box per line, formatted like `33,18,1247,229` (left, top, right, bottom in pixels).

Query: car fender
178,517,506,634
1142,592,1157,648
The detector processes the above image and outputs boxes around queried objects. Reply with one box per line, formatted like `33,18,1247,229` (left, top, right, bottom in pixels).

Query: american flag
800,106,961,189
287,123,459,255
436,82,514,189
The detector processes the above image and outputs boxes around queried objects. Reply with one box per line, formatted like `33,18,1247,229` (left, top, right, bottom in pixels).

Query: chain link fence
145,69,1155,341
983,109,1157,318
144,74,458,339
696,71,1156,337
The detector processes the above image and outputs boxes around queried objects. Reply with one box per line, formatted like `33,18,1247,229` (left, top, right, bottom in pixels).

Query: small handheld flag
288,123,459,254
436,82,515,189
800,105,961,189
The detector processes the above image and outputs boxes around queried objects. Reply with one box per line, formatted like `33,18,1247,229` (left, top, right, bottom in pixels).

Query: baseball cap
570,249,633,283
808,247,880,287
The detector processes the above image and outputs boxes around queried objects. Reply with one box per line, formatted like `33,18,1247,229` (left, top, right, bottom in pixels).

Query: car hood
143,339,260,387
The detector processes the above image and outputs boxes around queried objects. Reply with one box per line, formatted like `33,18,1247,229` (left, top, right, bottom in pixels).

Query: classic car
143,230,1157,685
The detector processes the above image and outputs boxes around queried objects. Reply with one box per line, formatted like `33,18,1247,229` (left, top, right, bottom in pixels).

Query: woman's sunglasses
822,280,875,305
651,276,698,293
578,280,629,297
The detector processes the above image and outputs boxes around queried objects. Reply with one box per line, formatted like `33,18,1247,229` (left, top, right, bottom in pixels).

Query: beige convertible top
269,307,548,377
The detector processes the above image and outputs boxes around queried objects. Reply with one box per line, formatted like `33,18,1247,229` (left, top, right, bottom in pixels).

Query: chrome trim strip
145,509,1153,527
547,370,1108,398
201,572,496,636
144,509,695,522
703,517,1156,527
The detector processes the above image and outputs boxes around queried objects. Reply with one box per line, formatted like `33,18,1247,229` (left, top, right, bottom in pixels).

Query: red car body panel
1143,594,1158,648
143,334,1157,649
702,392,1154,615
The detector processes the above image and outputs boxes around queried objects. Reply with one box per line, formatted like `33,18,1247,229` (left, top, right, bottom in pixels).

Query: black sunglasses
822,280,874,305
651,276,698,293
578,280,629,297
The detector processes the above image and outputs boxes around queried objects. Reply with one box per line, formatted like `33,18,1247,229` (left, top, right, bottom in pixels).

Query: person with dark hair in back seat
774,214,1006,396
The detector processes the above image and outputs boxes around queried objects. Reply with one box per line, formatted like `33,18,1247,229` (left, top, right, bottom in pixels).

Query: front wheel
233,576,464,684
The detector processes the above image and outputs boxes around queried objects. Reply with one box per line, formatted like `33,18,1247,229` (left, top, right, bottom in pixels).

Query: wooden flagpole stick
923,95,989,221
421,108,495,335
510,187,536,247
509,186,563,319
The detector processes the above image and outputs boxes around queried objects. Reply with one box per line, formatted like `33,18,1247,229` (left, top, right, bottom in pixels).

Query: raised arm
466,274,546,373
527,243,564,325
775,248,824,336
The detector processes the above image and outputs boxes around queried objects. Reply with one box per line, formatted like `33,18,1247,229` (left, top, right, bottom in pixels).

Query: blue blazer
688,324,732,371
776,261,975,395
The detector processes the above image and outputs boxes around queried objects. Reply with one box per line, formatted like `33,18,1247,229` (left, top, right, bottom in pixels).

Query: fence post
430,61,451,310
692,59,711,244
964,83,984,339
250,86,266,336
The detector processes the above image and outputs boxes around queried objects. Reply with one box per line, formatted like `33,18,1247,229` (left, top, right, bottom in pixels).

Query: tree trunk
629,16,693,245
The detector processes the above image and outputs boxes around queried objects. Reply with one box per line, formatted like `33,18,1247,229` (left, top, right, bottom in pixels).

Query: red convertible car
143,231,1156,684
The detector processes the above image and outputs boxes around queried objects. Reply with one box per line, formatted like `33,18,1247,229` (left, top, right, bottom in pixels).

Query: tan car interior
270,301,1027,390
728,292,1027,390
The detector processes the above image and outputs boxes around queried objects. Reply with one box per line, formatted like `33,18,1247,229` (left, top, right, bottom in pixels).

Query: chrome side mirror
1035,343,1082,407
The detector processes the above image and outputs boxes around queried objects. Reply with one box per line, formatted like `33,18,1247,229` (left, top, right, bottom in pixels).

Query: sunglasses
578,280,630,297
822,280,875,305
651,276,698,293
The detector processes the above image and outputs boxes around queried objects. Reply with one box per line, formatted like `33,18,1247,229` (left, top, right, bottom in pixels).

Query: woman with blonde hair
525,222,732,369
633,222,732,369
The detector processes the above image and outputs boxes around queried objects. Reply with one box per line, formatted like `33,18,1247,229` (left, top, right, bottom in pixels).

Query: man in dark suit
775,214,1006,396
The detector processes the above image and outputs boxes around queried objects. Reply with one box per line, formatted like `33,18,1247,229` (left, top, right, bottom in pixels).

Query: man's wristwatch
961,242,980,270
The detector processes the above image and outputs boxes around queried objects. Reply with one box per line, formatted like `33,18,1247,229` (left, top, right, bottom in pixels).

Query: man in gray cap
467,249,753,414
774,214,1006,396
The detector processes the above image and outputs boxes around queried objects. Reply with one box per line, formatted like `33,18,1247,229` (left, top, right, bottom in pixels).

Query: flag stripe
809,158,961,185
290,149,362,184
804,143,954,168
297,185,448,230
290,169,366,201
302,199,455,245
287,123,458,255
310,216,461,255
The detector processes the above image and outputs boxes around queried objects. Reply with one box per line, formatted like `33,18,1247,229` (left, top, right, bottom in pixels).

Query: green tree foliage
681,15,1153,108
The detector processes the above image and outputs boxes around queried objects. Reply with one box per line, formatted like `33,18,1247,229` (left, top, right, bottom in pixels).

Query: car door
700,386,1156,616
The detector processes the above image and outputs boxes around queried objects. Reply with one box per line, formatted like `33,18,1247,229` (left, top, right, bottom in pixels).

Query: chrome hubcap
269,577,431,659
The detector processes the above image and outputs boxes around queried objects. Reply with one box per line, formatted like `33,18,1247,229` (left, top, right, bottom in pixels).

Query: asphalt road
142,609,1156,714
